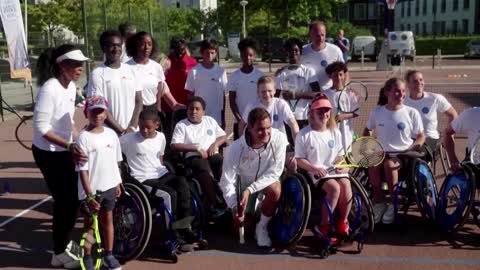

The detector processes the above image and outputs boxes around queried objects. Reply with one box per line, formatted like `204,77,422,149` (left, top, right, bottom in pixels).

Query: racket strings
350,139,384,167
471,145,480,165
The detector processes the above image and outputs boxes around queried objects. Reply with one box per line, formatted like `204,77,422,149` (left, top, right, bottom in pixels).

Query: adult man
220,108,288,248
333,29,350,63
118,22,136,63
301,21,344,90
161,38,198,143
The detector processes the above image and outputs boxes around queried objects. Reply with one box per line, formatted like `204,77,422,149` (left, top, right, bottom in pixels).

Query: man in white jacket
220,107,288,248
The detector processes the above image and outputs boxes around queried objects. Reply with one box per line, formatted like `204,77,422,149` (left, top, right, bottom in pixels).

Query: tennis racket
79,200,103,270
327,136,385,173
470,136,480,165
279,66,307,112
337,81,368,115
236,177,245,245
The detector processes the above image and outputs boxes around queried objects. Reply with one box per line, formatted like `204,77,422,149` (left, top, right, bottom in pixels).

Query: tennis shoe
382,204,395,224
81,255,95,270
103,254,121,270
335,220,349,238
255,223,271,248
51,241,81,268
313,224,339,245
373,202,387,224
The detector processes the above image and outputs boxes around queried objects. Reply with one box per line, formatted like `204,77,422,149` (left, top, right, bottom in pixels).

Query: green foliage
415,36,477,55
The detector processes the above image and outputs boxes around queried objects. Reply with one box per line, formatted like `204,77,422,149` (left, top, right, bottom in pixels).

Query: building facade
337,0,389,36
158,0,217,11
394,0,480,35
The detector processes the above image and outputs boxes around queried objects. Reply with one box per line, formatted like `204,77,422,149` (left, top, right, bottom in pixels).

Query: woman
363,78,425,225
32,44,89,268
126,31,184,113
171,96,227,218
404,70,457,162
295,95,351,243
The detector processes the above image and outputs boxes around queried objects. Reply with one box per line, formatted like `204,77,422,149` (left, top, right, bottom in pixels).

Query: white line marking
0,196,52,228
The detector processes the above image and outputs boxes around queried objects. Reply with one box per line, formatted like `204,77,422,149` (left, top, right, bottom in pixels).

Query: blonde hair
308,96,337,130
404,69,421,83
309,20,327,32
378,77,405,105
257,75,275,88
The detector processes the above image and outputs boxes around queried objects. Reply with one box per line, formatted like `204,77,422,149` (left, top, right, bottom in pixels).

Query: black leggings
142,173,192,220
186,154,223,207
32,145,79,255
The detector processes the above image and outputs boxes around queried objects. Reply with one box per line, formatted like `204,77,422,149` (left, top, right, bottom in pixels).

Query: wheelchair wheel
190,182,207,247
437,165,476,233
438,143,451,177
15,115,33,151
113,183,152,262
412,159,438,222
349,177,375,234
352,168,373,200
270,173,311,246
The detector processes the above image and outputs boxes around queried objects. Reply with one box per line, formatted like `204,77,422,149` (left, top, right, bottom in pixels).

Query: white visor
55,50,89,63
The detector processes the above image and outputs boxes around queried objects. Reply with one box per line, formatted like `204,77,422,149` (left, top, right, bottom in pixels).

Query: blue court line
190,251,480,265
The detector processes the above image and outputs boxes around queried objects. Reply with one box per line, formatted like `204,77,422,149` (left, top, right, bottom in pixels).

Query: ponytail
377,87,388,106
36,44,79,87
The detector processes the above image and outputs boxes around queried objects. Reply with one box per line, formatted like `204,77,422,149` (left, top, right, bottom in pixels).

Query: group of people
31,20,479,269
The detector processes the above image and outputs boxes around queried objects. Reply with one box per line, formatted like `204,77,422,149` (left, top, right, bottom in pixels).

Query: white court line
0,196,52,228
362,82,480,86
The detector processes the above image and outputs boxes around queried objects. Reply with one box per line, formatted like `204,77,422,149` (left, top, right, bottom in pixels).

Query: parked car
464,40,480,58
186,41,230,61
351,36,377,61
388,31,416,61
261,37,287,62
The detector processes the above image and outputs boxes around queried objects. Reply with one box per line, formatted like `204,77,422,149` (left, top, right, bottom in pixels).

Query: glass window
354,3,367,20
463,19,469,33
452,20,458,33
423,0,428,15
453,0,459,10
441,0,446,12
464,0,470,9
415,0,420,16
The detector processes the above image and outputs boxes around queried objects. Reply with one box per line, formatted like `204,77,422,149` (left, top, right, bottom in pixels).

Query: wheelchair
354,151,438,224
112,162,208,264
437,160,479,233
270,171,374,258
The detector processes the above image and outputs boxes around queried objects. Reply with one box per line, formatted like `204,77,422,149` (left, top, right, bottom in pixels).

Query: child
275,38,320,129
185,39,228,127
227,38,265,139
239,76,299,143
171,96,227,218
323,61,357,151
76,96,122,270
295,95,351,243
120,110,195,251
363,78,425,224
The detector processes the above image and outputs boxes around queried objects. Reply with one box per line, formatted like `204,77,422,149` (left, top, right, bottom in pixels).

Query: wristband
196,146,202,154
66,143,74,152
86,193,96,202
128,125,135,130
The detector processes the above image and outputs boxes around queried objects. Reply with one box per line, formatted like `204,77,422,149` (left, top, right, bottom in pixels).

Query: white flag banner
0,0,31,80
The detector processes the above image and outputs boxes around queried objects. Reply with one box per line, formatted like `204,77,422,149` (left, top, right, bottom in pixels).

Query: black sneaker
81,256,95,270
103,254,121,270
176,238,194,253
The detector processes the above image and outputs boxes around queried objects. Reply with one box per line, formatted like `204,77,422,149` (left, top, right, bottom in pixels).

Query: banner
0,0,31,80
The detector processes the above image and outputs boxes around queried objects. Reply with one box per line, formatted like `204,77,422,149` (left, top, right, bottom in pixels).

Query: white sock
258,214,271,227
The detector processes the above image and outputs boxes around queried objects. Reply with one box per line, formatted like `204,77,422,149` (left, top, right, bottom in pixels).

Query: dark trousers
142,173,192,220
32,145,79,254
186,154,223,207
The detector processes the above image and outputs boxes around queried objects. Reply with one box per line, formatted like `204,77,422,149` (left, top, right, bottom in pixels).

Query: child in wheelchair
363,78,425,225
120,110,195,252
295,95,352,244
76,96,122,270
171,96,228,219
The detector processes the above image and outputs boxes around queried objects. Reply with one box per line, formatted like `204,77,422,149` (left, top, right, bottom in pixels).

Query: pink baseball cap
84,95,109,112
310,97,332,110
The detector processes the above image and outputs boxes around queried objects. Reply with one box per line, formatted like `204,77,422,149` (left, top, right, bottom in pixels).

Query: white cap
55,50,89,63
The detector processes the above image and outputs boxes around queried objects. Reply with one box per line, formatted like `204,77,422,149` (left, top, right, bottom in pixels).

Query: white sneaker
51,241,81,268
382,204,395,224
373,202,387,224
255,223,272,248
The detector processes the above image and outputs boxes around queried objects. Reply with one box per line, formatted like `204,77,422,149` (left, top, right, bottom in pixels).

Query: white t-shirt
33,78,76,152
295,126,344,185
120,131,169,182
275,64,317,120
324,88,355,149
226,68,265,122
185,64,228,125
366,105,424,152
404,92,451,139
171,116,226,158
451,107,480,151
127,59,166,106
242,98,294,136
76,127,122,200
120,43,131,63
87,63,142,130
301,43,344,90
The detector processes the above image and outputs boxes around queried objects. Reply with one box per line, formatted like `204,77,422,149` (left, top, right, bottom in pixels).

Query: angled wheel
412,159,438,222
270,173,311,246
113,183,152,262
438,143,451,177
349,177,375,234
437,164,476,233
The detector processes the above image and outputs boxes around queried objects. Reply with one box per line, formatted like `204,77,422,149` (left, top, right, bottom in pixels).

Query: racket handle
239,225,245,244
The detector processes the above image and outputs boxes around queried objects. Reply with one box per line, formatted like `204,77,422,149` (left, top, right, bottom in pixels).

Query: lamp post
240,0,248,38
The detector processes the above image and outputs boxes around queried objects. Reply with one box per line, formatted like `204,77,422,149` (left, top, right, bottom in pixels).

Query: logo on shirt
328,140,335,149
273,114,279,121
211,78,216,81
321,60,328,67
378,123,385,127
422,107,430,114
397,122,406,131
207,129,213,136
106,144,113,148
250,80,255,84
